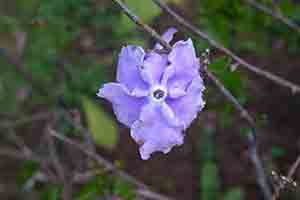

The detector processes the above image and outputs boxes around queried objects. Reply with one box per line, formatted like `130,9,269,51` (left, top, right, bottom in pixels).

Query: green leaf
75,179,101,200
40,185,61,200
82,96,118,150
200,162,220,200
119,0,182,32
119,0,160,31
112,179,135,200
17,160,39,187
271,146,286,159
208,56,246,99
223,188,244,200
0,16,19,33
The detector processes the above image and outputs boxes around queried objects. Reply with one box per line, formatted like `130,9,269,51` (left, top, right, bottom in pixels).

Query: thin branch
287,155,300,179
0,145,58,183
1,125,172,200
111,0,172,50
57,109,97,154
110,0,272,199
0,112,52,129
0,147,40,162
46,125,72,200
136,189,173,200
244,0,300,35
247,133,273,200
1,31,49,97
22,171,51,192
152,0,300,94
50,130,174,200
0,128,44,164
49,129,146,188
207,62,272,200
272,154,300,200
206,71,256,127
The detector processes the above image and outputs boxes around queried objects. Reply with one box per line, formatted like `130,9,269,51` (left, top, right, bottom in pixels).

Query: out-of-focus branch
46,125,72,200
50,129,174,200
287,155,300,179
1,31,50,97
247,132,273,200
111,0,272,199
0,112,52,129
205,71,256,127
152,0,300,94
49,129,146,188
244,0,300,35
111,0,172,50
206,54,272,200
0,128,58,182
0,119,173,200
272,155,300,200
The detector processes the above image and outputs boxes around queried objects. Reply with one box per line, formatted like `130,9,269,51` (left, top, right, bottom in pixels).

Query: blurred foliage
82,96,118,149
270,146,286,159
208,56,246,100
74,176,135,200
198,127,244,200
16,160,39,187
207,56,248,129
198,0,300,54
198,127,220,200
223,188,244,200
40,185,61,200
200,161,221,200
0,0,299,199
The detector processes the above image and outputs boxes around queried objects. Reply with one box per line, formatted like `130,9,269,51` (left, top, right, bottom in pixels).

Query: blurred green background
1,0,300,199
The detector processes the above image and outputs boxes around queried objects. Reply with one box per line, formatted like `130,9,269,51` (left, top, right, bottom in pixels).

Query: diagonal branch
1,32,49,98
244,0,300,35
111,0,272,199
46,125,72,200
50,129,174,200
0,112,52,129
287,155,300,179
152,0,300,94
112,0,172,50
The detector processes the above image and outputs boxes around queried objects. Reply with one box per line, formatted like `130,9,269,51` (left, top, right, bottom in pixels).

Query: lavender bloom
97,28,205,160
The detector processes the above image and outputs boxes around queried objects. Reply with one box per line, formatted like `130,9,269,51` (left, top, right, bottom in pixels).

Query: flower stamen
153,89,165,99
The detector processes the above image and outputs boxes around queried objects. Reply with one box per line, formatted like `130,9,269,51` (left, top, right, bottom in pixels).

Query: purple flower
97,28,205,160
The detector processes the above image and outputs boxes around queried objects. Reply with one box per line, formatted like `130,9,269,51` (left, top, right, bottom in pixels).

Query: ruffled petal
116,45,148,91
154,27,177,50
139,52,168,85
161,102,183,127
97,83,146,127
168,38,199,72
166,76,205,129
166,39,200,91
130,103,184,160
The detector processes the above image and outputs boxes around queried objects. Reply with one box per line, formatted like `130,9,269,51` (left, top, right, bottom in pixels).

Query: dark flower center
153,89,165,99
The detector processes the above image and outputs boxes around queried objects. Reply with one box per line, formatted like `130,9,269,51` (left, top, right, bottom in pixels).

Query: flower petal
161,102,183,127
97,83,146,127
168,87,186,98
154,27,177,50
130,103,184,160
166,39,200,91
168,38,199,72
131,87,149,97
116,45,148,91
139,52,167,85
166,76,205,129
